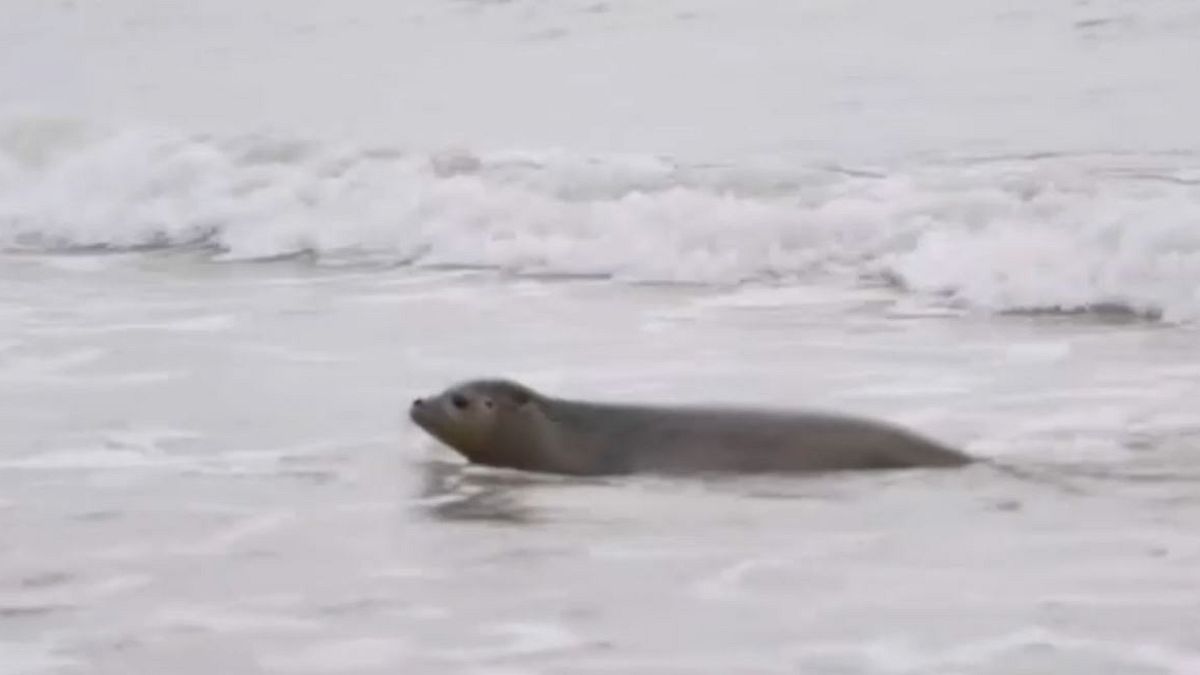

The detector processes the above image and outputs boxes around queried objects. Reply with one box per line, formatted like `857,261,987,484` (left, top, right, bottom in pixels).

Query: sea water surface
3,1,1200,673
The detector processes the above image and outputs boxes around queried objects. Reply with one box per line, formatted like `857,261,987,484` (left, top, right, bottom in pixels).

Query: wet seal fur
409,378,973,476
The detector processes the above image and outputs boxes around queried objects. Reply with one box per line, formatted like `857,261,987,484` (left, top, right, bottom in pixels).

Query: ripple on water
0,641,81,675
257,637,409,673
786,627,1200,674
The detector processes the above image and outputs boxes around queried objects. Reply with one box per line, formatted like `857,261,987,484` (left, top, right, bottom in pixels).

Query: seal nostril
412,398,423,407
451,393,469,409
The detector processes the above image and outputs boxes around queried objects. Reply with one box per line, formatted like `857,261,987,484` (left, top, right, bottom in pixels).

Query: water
2,1,1200,673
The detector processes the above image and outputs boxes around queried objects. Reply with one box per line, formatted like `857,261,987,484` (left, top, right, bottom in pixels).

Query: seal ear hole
483,398,494,409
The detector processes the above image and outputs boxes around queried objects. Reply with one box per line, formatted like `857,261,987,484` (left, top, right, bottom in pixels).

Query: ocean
2,1,1200,673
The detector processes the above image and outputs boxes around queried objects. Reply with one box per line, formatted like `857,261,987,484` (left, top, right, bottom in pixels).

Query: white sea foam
153,604,322,634
429,621,590,662
258,638,408,673
0,642,79,675
27,314,237,336
4,119,1198,320
179,511,296,556
789,627,1200,674
0,347,107,384
0,448,191,471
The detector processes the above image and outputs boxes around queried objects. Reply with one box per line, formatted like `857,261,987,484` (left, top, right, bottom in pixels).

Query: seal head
410,379,586,473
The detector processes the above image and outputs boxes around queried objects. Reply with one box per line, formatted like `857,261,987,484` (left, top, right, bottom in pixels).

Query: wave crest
3,118,1199,320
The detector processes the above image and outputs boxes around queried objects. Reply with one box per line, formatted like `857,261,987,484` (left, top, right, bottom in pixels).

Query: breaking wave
3,116,1199,320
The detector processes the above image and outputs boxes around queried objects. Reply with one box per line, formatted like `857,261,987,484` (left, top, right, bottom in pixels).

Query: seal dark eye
451,393,470,409
483,399,494,409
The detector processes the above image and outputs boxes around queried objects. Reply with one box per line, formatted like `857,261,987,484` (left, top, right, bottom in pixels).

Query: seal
409,378,973,476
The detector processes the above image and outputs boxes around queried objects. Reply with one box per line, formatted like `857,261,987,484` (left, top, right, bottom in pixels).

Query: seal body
409,378,972,476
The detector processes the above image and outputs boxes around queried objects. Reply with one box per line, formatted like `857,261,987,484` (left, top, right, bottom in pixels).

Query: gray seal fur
409,378,973,476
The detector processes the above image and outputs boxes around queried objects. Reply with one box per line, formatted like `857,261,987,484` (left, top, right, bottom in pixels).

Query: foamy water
3,0,1200,673
4,122,1200,320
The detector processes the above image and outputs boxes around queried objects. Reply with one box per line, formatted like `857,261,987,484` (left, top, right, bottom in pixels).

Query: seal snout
409,396,432,427
409,397,427,417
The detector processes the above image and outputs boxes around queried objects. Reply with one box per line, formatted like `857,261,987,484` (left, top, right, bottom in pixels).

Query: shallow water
2,258,1200,673
4,0,1200,672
